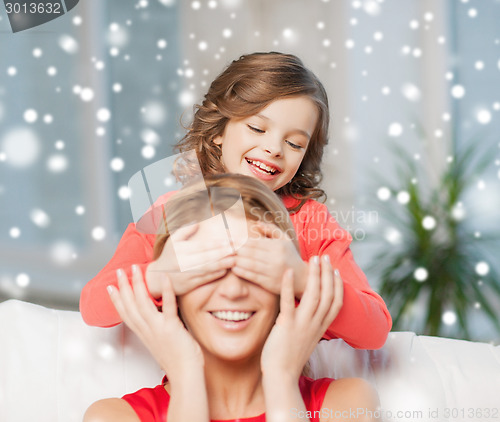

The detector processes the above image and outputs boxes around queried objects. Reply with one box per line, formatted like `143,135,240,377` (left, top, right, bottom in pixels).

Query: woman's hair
153,173,299,260
153,173,312,376
174,51,330,213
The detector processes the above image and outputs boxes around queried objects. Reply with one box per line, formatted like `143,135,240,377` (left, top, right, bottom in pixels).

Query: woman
84,174,380,422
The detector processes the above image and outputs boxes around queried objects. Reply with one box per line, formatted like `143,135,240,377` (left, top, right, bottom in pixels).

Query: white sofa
1,299,499,422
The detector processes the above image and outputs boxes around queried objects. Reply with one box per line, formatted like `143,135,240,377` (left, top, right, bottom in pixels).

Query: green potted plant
366,137,500,340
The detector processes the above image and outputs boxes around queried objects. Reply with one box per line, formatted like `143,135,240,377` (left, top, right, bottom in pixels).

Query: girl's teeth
248,159,276,174
211,311,252,322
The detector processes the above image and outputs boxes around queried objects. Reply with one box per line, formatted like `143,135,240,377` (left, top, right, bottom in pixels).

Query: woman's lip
245,159,281,181
208,311,255,331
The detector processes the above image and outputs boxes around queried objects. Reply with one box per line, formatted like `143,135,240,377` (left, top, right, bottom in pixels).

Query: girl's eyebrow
254,113,312,140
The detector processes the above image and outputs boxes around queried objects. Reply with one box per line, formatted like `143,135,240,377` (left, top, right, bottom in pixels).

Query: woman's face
213,96,318,192
174,217,280,362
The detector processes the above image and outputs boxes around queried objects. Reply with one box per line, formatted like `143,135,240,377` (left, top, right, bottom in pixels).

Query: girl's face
213,96,319,192
176,218,280,362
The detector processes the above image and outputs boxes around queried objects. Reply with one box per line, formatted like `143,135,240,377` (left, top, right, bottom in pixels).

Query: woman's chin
203,339,262,363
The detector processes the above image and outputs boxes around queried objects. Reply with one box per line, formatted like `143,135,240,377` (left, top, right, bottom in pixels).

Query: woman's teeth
246,159,277,174
211,311,253,322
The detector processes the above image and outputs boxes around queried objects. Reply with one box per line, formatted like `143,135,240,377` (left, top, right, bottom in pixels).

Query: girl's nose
217,271,249,299
263,136,283,157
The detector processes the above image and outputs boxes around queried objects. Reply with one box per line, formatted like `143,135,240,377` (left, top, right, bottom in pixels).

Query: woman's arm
108,266,209,422
83,398,140,422
261,257,343,422
319,378,380,422
295,201,392,349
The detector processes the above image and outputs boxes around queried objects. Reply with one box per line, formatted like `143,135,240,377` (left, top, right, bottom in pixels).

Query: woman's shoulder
121,383,169,421
299,375,335,409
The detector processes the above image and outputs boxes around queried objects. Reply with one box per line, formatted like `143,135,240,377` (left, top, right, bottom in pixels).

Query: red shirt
122,376,333,422
79,197,391,349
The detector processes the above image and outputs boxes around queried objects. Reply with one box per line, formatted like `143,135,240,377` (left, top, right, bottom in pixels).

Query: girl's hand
261,256,343,380
231,221,308,297
109,265,204,380
146,222,236,297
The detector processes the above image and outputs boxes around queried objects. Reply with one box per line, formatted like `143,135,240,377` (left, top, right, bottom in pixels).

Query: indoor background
1,0,499,342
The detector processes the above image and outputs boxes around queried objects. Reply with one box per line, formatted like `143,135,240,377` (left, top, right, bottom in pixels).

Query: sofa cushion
1,300,499,422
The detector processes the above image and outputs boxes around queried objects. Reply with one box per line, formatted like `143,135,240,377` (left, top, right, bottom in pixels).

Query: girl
83,174,380,422
79,51,391,349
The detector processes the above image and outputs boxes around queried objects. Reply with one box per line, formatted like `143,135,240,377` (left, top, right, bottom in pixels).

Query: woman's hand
146,222,236,298
261,255,344,381
109,265,204,380
231,221,308,298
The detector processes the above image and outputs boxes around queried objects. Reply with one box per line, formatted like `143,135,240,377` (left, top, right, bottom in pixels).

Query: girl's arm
231,199,391,350
79,223,156,327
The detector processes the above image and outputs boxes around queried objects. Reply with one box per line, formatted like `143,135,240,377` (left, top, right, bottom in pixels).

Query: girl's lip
245,157,283,173
245,158,281,181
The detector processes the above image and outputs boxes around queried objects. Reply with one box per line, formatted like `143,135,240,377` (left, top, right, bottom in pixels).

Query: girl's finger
254,221,285,240
233,254,272,276
231,265,275,293
170,222,199,243
297,256,321,318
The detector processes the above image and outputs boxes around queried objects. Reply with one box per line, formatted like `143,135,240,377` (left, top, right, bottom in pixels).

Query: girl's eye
248,125,303,150
248,125,265,134
286,140,303,150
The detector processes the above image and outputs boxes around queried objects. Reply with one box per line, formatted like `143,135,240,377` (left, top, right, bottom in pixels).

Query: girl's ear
213,136,222,146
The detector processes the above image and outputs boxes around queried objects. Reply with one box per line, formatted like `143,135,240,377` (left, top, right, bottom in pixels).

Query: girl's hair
152,173,299,260
174,51,329,213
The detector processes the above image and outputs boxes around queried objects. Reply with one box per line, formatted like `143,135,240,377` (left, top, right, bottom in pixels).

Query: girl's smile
214,96,319,192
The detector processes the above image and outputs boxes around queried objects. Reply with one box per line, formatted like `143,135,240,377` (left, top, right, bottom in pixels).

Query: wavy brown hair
174,51,329,213
153,173,299,260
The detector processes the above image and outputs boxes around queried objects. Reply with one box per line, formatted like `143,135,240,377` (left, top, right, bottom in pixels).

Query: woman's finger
315,255,335,320
107,283,129,323
277,269,295,323
160,274,178,320
322,269,344,328
297,256,321,318
130,264,160,317
109,269,142,329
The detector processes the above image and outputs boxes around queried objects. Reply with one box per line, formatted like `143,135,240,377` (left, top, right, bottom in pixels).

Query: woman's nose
217,271,249,299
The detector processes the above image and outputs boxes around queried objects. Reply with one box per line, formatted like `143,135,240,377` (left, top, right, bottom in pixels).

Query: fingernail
107,285,114,295
116,268,124,278
312,256,319,264
334,269,340,277
323,255,330,263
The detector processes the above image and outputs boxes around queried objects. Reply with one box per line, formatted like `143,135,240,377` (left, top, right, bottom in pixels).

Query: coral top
122,376,334,422
79,196,392,349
